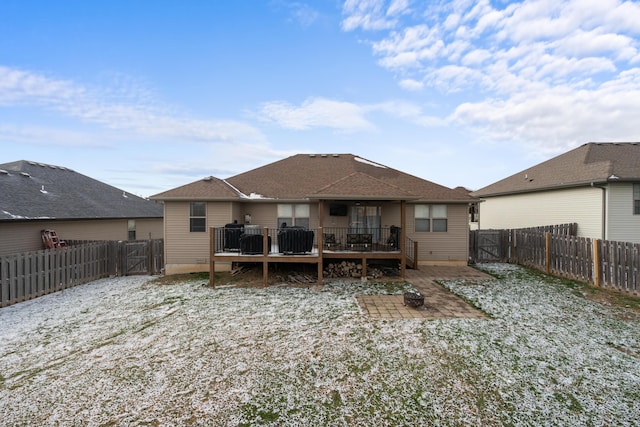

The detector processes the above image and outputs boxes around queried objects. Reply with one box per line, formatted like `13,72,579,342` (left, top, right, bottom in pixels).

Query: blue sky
2,0,640,197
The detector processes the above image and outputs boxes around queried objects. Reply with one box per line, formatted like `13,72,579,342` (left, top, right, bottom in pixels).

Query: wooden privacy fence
470,224,577,263
471,225,639,295
0,239,164,308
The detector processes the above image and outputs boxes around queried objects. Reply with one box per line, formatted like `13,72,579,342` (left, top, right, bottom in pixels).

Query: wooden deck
209,227,415,286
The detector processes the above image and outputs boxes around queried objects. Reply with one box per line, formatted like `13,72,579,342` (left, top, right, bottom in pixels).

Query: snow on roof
354,156,387,168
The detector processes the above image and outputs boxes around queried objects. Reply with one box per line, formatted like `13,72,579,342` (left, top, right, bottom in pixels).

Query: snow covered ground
1,264,639,426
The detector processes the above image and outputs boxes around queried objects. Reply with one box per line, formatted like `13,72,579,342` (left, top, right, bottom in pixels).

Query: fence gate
122,241,152,275
471,230,507,262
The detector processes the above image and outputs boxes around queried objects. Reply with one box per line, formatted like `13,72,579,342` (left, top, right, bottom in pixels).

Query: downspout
591,182,607,240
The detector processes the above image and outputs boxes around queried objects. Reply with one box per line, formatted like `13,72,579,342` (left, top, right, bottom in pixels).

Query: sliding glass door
349,205,381,242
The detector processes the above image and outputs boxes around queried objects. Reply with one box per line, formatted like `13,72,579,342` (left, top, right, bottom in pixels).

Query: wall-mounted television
329,203,348,216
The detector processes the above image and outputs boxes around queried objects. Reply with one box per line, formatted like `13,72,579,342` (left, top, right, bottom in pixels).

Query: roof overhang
307,194,421,201
472,180,613,198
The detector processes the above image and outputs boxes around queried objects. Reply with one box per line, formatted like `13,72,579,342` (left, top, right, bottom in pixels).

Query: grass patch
476,263,640,316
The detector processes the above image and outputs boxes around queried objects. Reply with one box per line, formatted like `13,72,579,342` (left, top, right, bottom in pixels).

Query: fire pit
403,291,425,308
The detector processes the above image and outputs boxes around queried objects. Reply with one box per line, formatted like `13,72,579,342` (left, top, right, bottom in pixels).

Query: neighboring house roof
472,143,640,197
151,154,475,203
0,160,163,221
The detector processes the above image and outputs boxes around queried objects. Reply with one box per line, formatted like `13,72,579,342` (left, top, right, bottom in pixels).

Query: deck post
400,200,407,278
263,227,269,287
209,227,215,288
317,227,323,286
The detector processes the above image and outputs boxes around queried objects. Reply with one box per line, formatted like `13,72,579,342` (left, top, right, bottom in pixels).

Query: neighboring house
453,186,479,230
150,153,477,275
0,160,164,256
471,142,640,243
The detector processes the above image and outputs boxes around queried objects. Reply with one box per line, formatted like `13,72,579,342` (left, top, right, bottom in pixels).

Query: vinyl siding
407,204,469,263
163,200,470,271
607,183,640,243
478,187,604,239
0,218,163,256
164,201,232,265
382,203,402,229
132,218,164,240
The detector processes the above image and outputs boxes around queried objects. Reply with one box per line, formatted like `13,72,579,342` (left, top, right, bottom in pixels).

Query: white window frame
190,202,206,232
414,204,447,232
414,205,430,232
277,204,310,228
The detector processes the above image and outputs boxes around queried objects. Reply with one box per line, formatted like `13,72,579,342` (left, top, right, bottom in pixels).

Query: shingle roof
150,176,241,200
0,160,163,221
472,143,640,197
151,154,474,203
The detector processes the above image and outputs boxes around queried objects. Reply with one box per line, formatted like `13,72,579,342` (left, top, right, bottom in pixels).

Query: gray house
0,160,164,256
472,143,640,243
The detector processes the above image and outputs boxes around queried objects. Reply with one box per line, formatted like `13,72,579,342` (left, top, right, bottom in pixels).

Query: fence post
147,239,153,275
593,239,601,287
545,232,551,274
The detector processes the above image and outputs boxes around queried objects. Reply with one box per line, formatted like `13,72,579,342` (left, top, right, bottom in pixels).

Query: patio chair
41,229,67,249
323,233,337,250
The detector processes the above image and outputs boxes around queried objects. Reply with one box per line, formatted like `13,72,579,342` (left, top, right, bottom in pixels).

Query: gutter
590,182,607,240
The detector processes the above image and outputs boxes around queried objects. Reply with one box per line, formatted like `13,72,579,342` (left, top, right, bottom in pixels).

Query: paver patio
357,265,491,319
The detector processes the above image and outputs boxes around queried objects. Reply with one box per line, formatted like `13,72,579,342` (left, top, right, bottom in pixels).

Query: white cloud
461,48,491,66
0,65,265,145
451,69,640,154
0,66,82,106
373,25,443,69
258,97,446,131
286,3,320,27
258,97,374,131
341,0,409,31
341,0,640,153
366,100,435,123
398,78,424,91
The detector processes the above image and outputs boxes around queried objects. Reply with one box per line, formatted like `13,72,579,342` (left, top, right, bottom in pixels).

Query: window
277,204,309,228
414,204,447,232
190,202,206,232
432,205,448,232
414,205,430,232
128,219,136,240
634,184,640,215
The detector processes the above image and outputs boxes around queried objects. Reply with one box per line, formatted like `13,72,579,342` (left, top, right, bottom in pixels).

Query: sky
2,0,640,198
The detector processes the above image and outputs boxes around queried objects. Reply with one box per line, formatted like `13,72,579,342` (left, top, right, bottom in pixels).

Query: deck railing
212,226,402,255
